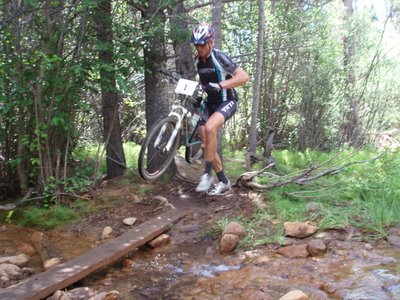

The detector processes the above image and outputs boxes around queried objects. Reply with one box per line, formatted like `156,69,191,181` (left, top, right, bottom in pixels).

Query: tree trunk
142,0,176,177
212,0,223,49
341,0,363,147
93,0,126,179
246,0,265,170
171,2,196,80
141,1,169,131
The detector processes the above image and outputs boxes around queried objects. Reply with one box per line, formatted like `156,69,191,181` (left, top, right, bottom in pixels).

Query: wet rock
222,222,246,238
220,233,240,254
320,279,354,295
306,239,327,257
48,287,116,300
122,258,134,268
389,225,400,236
278,289,309,300
241,289,268,299
68,287,95,299
102,226,113,239
0,263,23,280
43,257,62,270
0,254,30,267
363,243,373,250
89,290,120,300
46,290,70,300
148,234,170,248
122,217,137,226
387,234,400,247
102,277,113,286
284,222,317,238
277,244,309,258
22,267,35,277
18,242,36,256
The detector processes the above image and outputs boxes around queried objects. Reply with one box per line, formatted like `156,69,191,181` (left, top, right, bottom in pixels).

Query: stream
1,224,399,299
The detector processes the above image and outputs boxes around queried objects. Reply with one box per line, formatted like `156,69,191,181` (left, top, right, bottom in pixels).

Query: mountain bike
138,79,207,181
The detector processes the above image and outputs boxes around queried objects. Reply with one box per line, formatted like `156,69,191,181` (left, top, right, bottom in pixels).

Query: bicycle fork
154,107,187,152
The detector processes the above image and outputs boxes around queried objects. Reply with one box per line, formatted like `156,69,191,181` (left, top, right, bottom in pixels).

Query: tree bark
246,0,265,169
212,0,223,49
93,0,126,179
341,0,363,147
171,2,196,80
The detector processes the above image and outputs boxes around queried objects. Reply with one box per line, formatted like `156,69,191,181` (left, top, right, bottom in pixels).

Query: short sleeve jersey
195,48,239,104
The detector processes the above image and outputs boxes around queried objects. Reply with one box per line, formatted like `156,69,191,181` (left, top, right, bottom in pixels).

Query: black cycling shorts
200,100,237,125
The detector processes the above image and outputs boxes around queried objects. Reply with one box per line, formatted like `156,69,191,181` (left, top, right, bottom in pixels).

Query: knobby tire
138,116,180,181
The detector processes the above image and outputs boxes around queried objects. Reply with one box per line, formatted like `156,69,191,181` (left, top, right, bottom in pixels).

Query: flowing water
1,225,399,299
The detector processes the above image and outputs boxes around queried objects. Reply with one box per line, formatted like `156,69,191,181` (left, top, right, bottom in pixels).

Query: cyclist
191,22,249,195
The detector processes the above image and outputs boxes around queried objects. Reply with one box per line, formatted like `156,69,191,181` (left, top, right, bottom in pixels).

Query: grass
15,205,82,229
219,147,400,247
2,142,398,243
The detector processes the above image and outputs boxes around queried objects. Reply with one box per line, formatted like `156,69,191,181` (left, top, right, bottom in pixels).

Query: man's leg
195,113,225,192
204,112,225,163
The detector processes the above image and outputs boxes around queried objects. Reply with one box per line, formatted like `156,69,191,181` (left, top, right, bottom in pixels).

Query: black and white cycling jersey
194,48,239,104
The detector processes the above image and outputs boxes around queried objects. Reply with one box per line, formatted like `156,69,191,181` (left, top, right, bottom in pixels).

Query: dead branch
236,153,384,191
0,189,91,211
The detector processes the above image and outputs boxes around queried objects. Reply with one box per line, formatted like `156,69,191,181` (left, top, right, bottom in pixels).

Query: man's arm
219,67,249,89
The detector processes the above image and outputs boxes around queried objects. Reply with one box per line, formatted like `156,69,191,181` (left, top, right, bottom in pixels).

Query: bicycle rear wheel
138,116,180,181
185,144,203,163
185,124,203,164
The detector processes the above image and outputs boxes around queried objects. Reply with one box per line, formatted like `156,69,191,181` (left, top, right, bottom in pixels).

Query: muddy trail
1,158,400,299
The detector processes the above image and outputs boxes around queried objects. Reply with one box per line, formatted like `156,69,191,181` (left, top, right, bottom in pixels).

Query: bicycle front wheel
138,116,180,181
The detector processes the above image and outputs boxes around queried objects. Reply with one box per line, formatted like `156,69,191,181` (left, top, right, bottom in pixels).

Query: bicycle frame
154,103,201,152
138,78,206,180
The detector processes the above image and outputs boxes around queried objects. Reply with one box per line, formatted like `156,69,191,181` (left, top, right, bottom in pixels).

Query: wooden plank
0,209,186,300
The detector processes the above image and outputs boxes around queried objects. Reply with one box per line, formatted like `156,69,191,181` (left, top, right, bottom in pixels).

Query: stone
387,234,400,247
18,242,36,256
220,233,240,254
277,244,309,258
279,289,309,300
122,258,134,268
284,222,318,238
122,217,137,226
89,290,120,300
67,287,95,299
148,234,170,248
0,263,23,279
222,222,246,238
46,290,71,300
102,226,113,239
43,257,62,270
306,239,327,257
0,254,30,267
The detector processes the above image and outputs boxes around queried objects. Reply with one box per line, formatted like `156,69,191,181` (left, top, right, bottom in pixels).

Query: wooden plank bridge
0,209,186,300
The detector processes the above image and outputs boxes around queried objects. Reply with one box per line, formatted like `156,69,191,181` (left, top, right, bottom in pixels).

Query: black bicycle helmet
191,22,213,45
